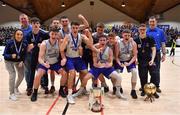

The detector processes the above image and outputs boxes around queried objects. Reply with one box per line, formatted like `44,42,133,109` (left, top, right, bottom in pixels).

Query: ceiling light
61,2,65,7
121,0,125,7
2,2,6,7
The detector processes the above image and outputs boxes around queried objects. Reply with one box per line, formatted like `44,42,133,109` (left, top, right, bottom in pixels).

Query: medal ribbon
14,39,23,58
32,32,40,45
71,33,79,50
99,46,107,62
139,38,145,53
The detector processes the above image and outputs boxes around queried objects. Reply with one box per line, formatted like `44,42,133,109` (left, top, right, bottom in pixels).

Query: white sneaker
72,87,86,97
14,88,21,95
67,95,75,104
116,91,127,100
9,94,17,101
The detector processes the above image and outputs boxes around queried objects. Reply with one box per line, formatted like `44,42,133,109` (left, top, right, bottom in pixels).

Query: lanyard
71,33,79,50
13,40,23,59
32,32,40,44
139,37,146,53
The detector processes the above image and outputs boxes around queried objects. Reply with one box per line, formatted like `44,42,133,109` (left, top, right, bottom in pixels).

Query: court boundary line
46,96,60,115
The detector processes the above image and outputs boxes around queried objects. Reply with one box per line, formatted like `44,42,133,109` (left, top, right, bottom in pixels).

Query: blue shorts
66,57,87,72
114,61,136,73
89,67,115,80
38,62,61,73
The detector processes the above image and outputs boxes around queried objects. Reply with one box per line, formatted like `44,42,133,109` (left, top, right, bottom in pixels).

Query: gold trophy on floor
89,87,104,112
144,83,157,102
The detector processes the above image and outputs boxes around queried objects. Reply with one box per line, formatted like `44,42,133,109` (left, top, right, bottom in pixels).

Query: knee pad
131,68,137,83
110,71,122,87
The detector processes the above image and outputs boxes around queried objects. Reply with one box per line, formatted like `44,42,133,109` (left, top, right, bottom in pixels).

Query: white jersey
66,33,83,58
97,46,110,63
92,32,108,44
107,42,115,59
59,27,71,38
44,39,59,64
117,40,133,61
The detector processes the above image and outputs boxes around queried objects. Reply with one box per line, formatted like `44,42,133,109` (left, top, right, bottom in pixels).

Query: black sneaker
153,92,159,98
92,83,98,88
139,88,142,91
113,87,116,95
41,85,46,90
120,88,123,94
141,91,145,96
130,90,138,99
59,89,67,98
44,87,49,94
113,87,123,95
104,86,109,93
156,88,161,93
27,88,33,96
31,93,37,102
50,86,55,94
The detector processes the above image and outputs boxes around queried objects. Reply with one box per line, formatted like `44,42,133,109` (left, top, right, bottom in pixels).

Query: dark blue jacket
3,39,28,62
26,29,49,53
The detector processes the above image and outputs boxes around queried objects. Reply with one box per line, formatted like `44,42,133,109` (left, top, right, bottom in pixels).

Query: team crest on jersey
138,44,141,48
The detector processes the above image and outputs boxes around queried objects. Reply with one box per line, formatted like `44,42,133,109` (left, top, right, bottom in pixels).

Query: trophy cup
144,83,157,102
89,87,104,112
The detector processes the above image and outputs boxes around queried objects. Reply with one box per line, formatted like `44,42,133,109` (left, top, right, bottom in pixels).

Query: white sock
68,89,72,96
51,82,54,86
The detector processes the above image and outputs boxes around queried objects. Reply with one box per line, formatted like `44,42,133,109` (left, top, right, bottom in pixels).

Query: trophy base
144,95,155,102
91,101,104,112
91,108,103,112
89,87,104,112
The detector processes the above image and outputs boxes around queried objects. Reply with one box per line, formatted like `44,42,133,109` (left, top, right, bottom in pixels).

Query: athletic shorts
114,61,136,73
89,67,115,80
66,57,87,72
38,62,61,73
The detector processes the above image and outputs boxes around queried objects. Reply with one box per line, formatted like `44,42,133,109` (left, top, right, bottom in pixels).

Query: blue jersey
146,27,166,52
21,25,32,39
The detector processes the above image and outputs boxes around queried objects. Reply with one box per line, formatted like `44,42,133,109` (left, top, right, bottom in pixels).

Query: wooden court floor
0,56,180,115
